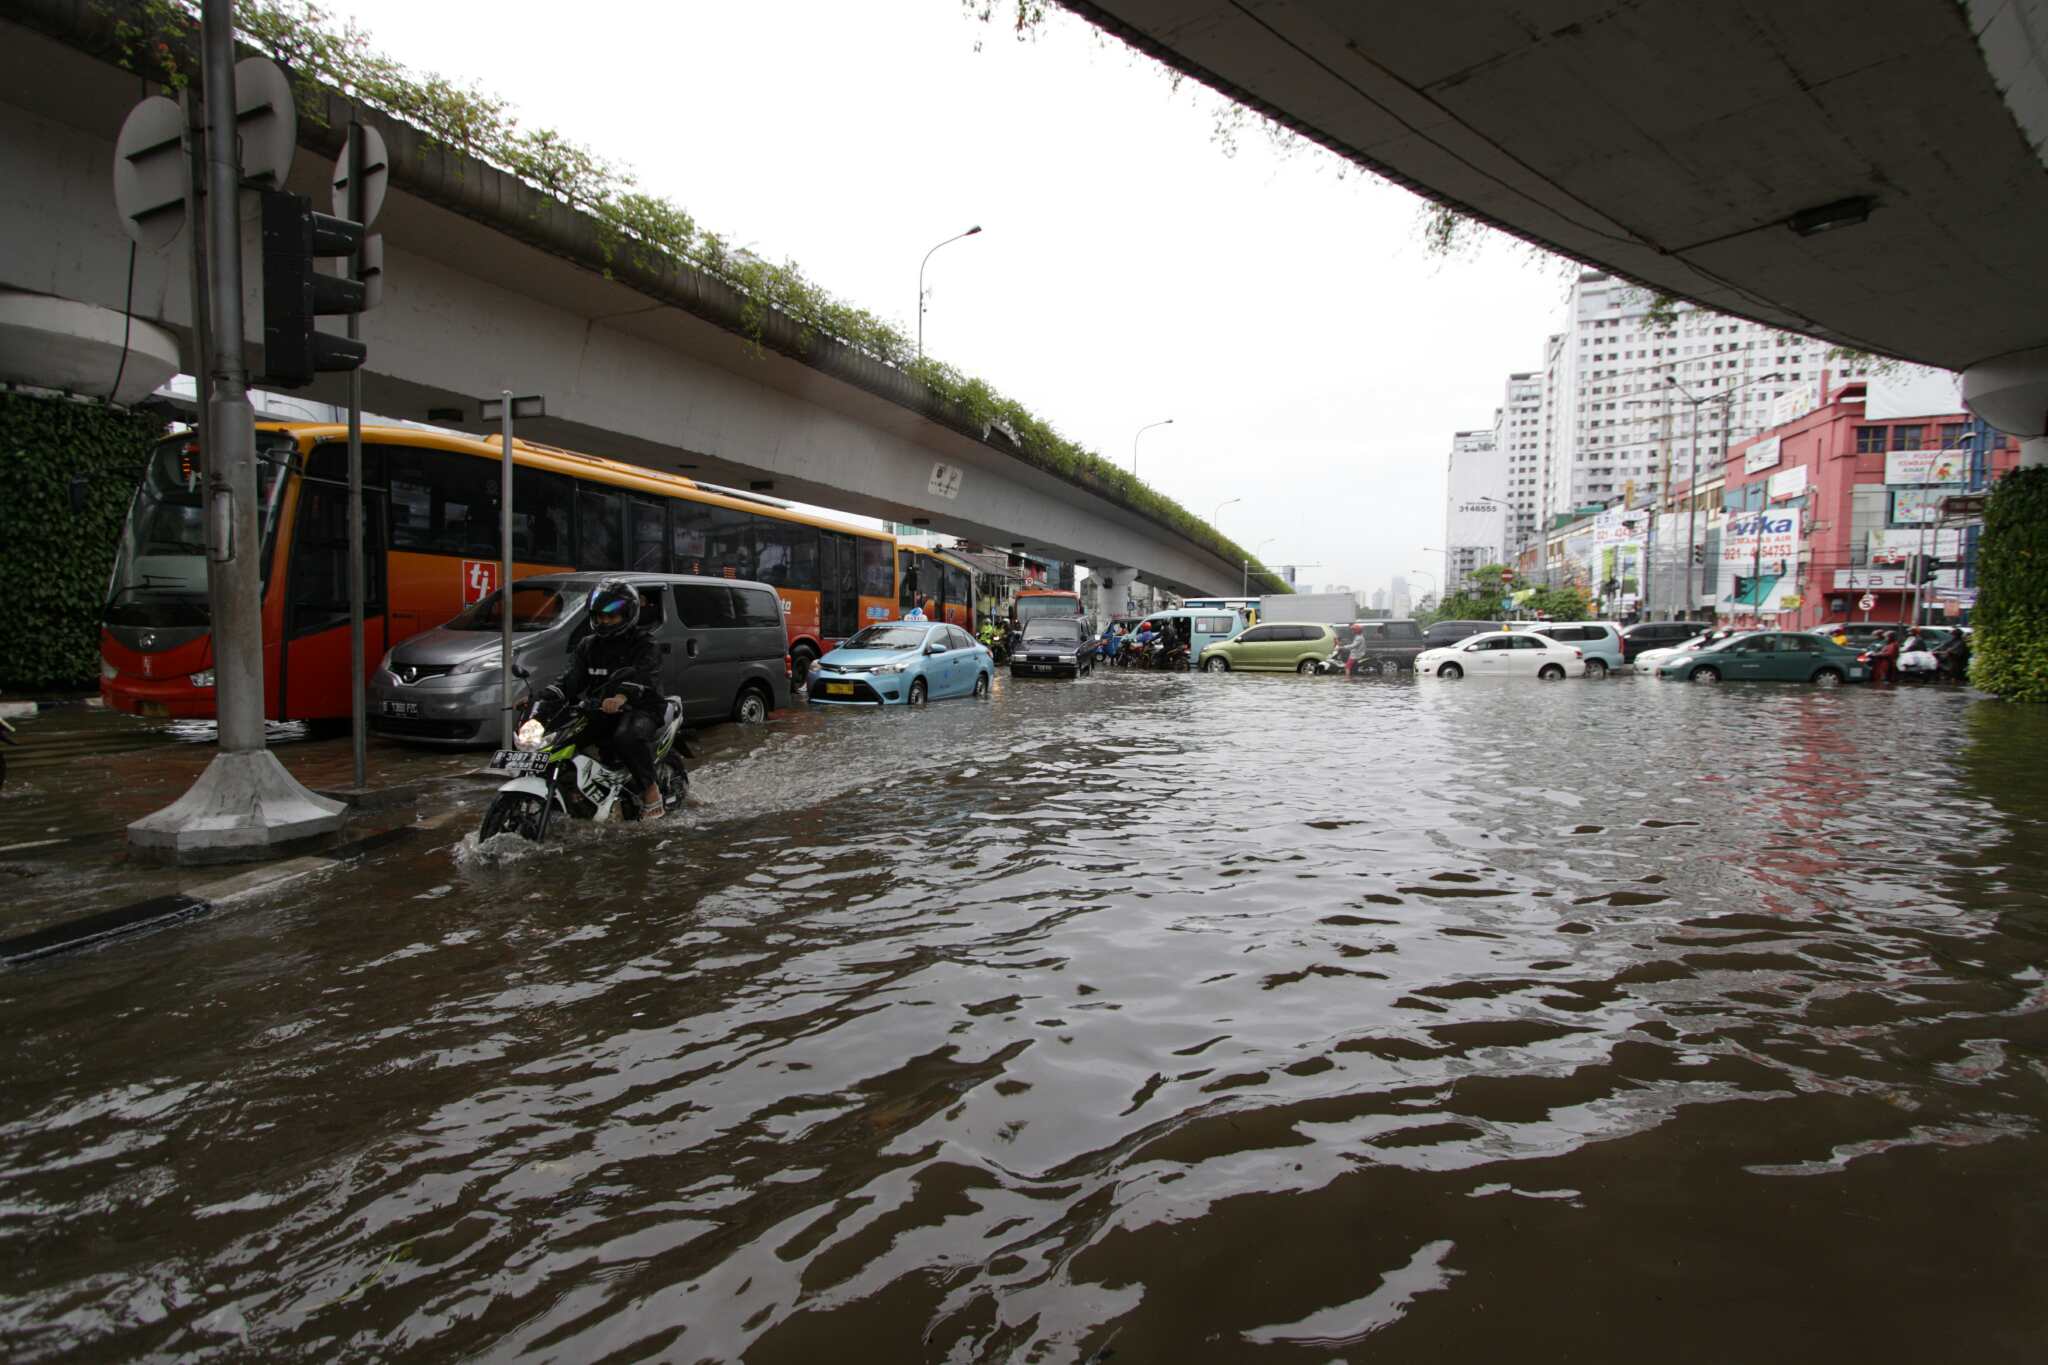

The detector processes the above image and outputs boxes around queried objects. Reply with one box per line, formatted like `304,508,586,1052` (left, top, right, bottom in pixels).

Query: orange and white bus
101,422,903,720
894,544,978,630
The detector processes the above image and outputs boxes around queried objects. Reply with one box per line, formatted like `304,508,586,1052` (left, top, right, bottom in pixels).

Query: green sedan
1657,631,1869,685
1200,622,1340,674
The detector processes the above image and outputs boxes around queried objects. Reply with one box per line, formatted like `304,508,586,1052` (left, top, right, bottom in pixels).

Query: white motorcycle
479,694,690,842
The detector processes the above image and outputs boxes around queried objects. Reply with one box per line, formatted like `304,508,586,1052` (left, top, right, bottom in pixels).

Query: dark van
370,572,791,745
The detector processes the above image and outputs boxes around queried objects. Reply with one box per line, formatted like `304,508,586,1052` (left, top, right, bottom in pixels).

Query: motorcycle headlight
872,661,910,674
514,718,546,751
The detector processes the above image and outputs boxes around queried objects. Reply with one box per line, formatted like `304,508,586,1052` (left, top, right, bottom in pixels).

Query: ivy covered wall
0,392,163,692
1971,465,2048,702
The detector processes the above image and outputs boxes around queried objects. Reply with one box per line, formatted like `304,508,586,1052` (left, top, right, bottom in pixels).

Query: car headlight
454,653,503,676
872,661,910,675
189,670,215,688
379,648,395,673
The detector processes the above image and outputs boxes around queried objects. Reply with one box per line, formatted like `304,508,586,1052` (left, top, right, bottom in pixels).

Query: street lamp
1132,418,1173,477
1214,496,1240,526
917,225,982,363
1243,536,1276,597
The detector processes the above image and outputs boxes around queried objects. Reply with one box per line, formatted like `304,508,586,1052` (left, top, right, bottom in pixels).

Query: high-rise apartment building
1455,273,1870,562
1542,272,1866,518
1390,575,1411,617
1443,426,1506,592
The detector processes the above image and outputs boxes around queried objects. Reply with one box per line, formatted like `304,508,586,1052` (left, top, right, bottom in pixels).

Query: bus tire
790,643,818,686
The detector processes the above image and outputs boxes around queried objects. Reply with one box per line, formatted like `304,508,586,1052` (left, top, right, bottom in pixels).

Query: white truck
1257,591,1355,626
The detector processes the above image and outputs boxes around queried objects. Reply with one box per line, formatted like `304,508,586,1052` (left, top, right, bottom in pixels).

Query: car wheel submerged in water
1437,662,1463,680
973,672,989,698
1204,656,1230,673
908,678,928,705
1585,658,1609,679
1813,668,1844,687
732,685,770,724
1691,665,1722,684
1539,663,1565,680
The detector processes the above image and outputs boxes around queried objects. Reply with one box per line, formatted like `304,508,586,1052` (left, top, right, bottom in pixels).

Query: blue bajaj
807,622,994,706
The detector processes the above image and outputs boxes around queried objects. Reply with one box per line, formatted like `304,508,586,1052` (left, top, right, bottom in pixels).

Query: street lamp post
1409,568,1438,610
1245,536,1275,597
1132,418,1173,477
1214,496,1240,528
917,225,982,363
1661,371,1781,616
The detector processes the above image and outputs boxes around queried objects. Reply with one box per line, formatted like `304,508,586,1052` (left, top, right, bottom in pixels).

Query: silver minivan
1506,620,1628,677
369,572,791,746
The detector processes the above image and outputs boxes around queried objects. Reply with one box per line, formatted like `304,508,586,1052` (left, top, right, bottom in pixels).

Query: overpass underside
1065,0,2048,445
0,3,1247,597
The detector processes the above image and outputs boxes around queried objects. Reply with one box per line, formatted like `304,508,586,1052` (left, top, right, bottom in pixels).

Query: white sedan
1415,630,1586,680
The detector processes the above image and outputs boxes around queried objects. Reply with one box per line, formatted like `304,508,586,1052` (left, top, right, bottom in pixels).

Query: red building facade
1719,383,2015,632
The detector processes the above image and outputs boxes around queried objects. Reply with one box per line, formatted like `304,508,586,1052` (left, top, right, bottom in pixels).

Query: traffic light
1913,555,1941,585
259,189,368,387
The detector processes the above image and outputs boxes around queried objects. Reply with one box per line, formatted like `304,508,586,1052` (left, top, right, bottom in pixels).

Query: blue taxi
807,621,994,706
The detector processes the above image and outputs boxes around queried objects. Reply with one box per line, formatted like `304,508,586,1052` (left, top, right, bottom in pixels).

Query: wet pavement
2,672,2046,1361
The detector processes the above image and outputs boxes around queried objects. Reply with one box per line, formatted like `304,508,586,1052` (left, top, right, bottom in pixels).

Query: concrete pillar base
1962,345,2048,465
1089,567,1142,626
128,751,347,865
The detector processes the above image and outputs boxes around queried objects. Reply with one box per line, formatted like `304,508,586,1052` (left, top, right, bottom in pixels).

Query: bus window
578,487,625,568
860,537,893,598
756,518,818,589
897,549,920,611
388,445,502,557
515,467,573,561
671,496,707,571
714,508,759,579
945,564,972,615
628,497,667,571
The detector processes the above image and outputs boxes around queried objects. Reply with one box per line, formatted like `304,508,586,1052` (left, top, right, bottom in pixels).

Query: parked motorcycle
479,695,691,842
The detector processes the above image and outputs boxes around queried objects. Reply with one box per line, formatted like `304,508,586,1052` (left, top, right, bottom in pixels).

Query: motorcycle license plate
490,749,547,775
822,682,854,696
381,700,419,718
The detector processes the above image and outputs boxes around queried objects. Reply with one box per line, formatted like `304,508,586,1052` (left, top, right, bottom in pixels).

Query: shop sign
1743,435,1782,474
1883,448,1968,485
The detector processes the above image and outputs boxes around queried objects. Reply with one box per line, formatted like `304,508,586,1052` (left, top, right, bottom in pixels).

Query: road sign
1858,593,1876,611
112,96,187,248
232,57,297,189
331,124,389,227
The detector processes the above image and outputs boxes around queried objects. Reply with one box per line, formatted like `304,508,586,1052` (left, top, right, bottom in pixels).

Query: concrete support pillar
1962,345,2048,465
1089,567,1142,628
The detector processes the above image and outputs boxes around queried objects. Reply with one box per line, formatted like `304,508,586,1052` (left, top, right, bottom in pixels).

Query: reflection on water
3,675,2046,1361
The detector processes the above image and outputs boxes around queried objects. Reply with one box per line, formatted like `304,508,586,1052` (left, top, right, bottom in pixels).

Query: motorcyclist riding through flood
534,578,671,820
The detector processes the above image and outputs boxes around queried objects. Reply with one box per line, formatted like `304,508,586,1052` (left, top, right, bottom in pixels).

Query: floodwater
3,672,2047,1361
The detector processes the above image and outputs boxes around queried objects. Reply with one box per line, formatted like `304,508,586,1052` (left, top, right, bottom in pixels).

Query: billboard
1884,448,1968,485
1743,435,1783,474
1719,507,1801,614
1766,463,1808,500
1864,364,1962,420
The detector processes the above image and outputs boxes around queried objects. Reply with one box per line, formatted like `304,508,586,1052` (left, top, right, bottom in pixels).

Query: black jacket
540,627,664,716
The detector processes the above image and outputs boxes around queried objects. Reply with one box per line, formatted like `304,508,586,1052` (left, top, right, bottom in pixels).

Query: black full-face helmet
588,578,641,637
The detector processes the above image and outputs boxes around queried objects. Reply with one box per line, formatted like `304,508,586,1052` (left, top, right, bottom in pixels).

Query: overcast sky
334,0,1577,597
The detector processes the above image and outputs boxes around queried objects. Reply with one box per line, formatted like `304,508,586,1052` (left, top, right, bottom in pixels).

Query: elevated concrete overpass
0,0,1256,598
1066,0,2048,453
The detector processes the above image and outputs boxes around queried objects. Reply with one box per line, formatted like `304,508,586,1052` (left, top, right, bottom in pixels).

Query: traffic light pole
129,0,343,861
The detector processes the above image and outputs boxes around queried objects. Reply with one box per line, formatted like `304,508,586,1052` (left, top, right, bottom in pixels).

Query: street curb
0,821,428,967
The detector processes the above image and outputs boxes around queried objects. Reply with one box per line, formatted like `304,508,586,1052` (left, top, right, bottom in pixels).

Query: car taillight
1573,648,1583,659
1856,652,1871,663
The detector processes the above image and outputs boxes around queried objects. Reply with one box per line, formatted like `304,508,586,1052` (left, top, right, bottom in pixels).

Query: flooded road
4,673,2047,1360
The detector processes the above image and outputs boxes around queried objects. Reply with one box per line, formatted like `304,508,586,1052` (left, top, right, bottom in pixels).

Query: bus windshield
843,624,929,651
1015,594,1080,623
104,432,293,628
445,584,576,632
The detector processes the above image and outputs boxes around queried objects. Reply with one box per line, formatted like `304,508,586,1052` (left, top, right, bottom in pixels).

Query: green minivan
1200,621,1340,674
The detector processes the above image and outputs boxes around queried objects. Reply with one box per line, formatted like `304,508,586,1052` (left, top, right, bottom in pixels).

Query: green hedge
1971,464,2048,701
0,393,163,691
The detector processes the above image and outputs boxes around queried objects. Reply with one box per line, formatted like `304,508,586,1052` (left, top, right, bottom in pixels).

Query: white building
1444,426,1508,594
1498,369,1545,551
1544,272,1866,516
